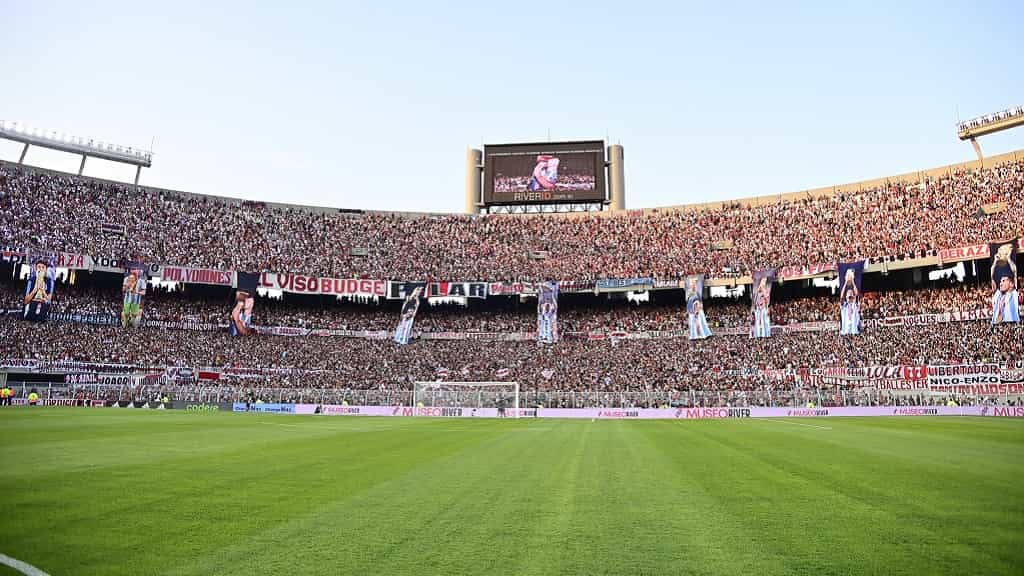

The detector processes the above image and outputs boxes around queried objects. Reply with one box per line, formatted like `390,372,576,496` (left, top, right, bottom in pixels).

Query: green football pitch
1,409,1022,576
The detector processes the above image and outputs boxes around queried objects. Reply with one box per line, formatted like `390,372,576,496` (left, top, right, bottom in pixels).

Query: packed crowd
3,314,1020,393
1,158,1021,282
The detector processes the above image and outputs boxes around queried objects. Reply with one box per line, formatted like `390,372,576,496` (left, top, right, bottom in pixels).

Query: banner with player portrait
750,269,775,338
120,261,148,328
230,272,259,336
989,239,1019,325
685,275,711,340
394,286,423,345
837,261,864,335
22,256,56,322
537,281,559,344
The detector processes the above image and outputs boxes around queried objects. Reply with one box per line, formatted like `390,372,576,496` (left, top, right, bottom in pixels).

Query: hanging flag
750,269,776,338
22,256,55,322
121,261,148,328
837,261,864,335
394,286,423,345
990,239,1020,324
685,275,711,340
230,272,259,336
537,281,559,344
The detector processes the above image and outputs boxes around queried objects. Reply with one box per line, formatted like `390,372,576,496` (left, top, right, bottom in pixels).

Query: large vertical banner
537,281,560,344
22,257,55,322
750,269,775,338
838,261,864,335
394,286,423,345
990,240,1019,324
231,272,259,336
121,261,148,328
685,275,711,340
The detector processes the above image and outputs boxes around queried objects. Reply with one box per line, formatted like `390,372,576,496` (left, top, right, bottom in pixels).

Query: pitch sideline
0,552,51,576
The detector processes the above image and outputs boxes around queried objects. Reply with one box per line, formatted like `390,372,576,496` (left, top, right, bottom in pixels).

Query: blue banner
838,261,864,335
596,278,655,291
232,402,296,413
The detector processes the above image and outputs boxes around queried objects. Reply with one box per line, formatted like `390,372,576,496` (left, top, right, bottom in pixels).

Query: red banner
778,261,837,280
54,252,92,270
159,266,234,286
938,243,989,264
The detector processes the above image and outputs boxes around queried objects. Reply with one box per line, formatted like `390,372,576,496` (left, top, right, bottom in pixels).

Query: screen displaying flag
22,256,55,322
537,281,559,344
837,261,864,335
685,275,711,340
394,286,423,345
989,239,1019,325
230,272,259,336
121,261,148,328
750,269,775,338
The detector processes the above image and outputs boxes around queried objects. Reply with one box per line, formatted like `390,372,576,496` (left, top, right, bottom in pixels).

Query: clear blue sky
1,0,1021,212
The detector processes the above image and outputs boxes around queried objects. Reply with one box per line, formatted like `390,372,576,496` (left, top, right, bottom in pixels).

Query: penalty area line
0,552,51,576
759,419,832,431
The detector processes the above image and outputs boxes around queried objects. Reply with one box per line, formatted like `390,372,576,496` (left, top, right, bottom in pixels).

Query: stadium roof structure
0,120,153,185
957,105,1024,161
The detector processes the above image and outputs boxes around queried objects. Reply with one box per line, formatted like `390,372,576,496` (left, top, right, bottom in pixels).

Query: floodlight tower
0,120,153,185
957,106,1024,161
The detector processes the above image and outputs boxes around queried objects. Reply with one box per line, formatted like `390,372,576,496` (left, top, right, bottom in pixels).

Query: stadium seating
2,158,1021,281
1,158,1022,407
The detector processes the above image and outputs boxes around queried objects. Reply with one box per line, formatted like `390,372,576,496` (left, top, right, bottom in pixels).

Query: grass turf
0,409,1021,575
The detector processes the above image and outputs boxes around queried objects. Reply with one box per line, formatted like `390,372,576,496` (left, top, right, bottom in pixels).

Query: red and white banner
803,365,929,389
778,261,837,280
861,309,988,329
488,282,535,296
935,383,1024,395
1,246,93,270
927,364,1001,388
159,265,234,286
938,243,989,264
813,366,927,380
260,273,386,298
54,252,92,270
557,280,596,293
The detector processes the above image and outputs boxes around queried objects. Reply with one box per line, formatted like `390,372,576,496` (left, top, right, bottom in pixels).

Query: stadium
2,4,1024,576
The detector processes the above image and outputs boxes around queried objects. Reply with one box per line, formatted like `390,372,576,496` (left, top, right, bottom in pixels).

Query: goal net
412,381,519,417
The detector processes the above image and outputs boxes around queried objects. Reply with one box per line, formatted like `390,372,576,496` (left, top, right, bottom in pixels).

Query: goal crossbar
412,381,519,417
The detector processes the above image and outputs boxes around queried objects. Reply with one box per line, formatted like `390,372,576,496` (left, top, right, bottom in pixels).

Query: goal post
412,381,519,417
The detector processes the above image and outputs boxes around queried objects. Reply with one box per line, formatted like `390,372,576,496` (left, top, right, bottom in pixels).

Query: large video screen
483,141,606,205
